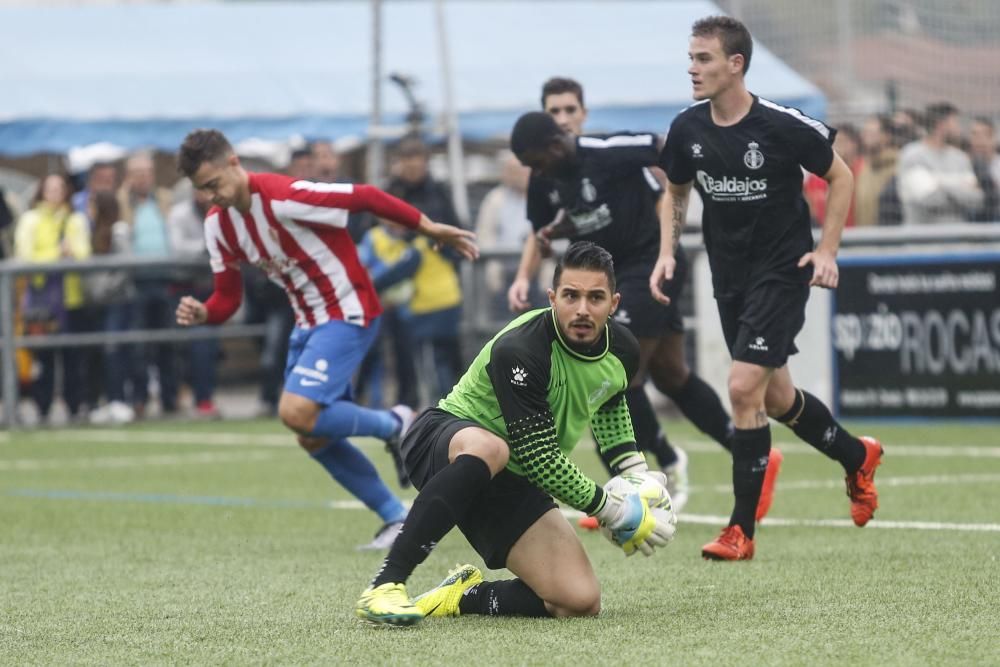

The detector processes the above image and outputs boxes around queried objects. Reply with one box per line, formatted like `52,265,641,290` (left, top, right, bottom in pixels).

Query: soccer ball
600,472,678,553
603,472,674,512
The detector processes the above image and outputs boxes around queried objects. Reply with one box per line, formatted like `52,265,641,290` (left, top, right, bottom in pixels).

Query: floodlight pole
434,0,470,224
367,0,386,185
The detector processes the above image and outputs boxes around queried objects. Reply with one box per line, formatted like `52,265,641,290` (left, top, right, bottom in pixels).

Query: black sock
668,373,734,451
457,579,551,617
729,425,771,539
625,386,677,468
776,389,865,474
371,455,491,587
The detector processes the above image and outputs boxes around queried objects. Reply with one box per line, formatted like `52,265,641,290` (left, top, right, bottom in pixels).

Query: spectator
893,108,923,142
968,117,1000,222
804,123,862,227
355,221,419,410
386,137,464,404
855,115,900,227
0,185,13,258
287,148,316,181
167,187,221,418
117,150,178,417
14,173,91,423
310,139,374,243
85,191,136,425
475,150,547,315
71,161,118,217
310,139,342,183
897,102,983,225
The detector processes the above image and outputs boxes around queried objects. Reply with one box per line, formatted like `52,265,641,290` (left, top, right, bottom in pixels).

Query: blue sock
310,439,406,523
309,400,399,441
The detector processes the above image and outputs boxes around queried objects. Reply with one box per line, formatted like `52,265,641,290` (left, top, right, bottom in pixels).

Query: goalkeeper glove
594,490,656,556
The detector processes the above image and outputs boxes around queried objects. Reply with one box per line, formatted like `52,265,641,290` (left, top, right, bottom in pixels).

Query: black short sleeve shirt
659,96,836,297
526,133,663,267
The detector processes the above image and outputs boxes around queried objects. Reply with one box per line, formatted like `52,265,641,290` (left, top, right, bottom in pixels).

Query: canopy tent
0,0,826,157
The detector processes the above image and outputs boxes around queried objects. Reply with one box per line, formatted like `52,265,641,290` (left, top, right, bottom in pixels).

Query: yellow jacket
367,227,462,314
14,203,92,308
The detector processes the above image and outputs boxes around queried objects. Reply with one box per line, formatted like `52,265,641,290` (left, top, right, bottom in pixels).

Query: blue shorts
283,317,380,405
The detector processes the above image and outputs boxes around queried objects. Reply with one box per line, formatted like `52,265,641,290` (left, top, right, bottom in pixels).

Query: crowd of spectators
1,100,998,425
803,103,999,227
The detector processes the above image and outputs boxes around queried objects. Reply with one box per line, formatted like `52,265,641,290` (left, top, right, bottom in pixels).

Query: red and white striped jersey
203,172,421,328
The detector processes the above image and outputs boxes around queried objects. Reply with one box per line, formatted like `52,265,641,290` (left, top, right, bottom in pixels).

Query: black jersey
659,96,836,298
526,133,662,268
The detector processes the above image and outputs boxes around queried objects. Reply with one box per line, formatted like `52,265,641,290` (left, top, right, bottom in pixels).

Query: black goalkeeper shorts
401,408,558,570
716,278,809,368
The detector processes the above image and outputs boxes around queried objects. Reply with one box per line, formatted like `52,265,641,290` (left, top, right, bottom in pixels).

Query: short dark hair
553,241,616,292
177,129,234,178
972,116,994,132
692,15,753,74
923,102,959,133
541,77,585,109
510,112,563,157
395,135,429,158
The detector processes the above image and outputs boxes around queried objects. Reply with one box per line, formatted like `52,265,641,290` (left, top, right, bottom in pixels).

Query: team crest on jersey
743,141,765,170
581,178,597,203
691,143,703,158
548,190,561,206
511,366,528,387
613,308,631,325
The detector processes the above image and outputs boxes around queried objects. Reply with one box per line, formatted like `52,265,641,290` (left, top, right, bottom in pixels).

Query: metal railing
3,222,999,428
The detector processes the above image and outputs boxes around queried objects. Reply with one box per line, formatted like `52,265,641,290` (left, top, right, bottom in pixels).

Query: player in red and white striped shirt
175,129,478,549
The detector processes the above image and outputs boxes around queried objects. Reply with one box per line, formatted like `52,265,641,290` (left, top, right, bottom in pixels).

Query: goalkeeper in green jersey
355,242,676,627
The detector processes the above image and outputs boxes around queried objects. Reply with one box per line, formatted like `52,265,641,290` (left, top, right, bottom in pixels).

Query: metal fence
3,223,1000,428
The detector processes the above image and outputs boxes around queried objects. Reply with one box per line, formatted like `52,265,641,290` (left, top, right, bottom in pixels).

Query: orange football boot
846,436,883,526
701,524,755,561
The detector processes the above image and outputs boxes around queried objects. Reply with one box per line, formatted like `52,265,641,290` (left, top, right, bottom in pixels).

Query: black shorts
716,279,809,368
613,250,687,339
400,408,558,570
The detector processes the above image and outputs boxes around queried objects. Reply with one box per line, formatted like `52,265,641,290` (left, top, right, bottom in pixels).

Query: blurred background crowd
2,99,997,426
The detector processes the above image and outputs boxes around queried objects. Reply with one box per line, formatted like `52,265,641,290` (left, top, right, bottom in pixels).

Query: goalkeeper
355,241,676,627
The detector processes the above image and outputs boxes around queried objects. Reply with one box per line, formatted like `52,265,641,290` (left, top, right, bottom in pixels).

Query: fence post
0,268,19,428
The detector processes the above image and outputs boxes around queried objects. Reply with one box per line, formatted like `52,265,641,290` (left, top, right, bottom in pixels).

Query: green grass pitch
2,419,998,665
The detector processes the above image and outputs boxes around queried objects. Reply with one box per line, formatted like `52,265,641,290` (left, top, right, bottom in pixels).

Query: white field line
684,441,1000,459
675,513,1000,533
694,472,1000,494
324,500,1000,533
11,429,1000,460
0,450,276,472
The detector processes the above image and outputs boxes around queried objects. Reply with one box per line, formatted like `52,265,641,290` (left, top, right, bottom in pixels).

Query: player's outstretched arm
415,214,479,261
650,180,692,305
799,152,853,289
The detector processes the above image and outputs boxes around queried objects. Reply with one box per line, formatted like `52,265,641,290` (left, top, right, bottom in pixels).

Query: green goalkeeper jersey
438,308,640,515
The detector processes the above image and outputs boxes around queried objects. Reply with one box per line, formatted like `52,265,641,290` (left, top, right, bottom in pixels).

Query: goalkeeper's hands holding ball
591,454,677,557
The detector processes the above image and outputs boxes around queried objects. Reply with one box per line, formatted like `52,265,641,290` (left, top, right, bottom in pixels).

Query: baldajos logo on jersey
696,170,768,202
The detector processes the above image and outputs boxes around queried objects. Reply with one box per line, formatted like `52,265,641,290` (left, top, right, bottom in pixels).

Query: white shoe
662,445,689,514
90,401,134,425
357,521,404,551
389,405,415,440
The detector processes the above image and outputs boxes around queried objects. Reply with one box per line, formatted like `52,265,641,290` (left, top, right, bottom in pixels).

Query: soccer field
2,419,998,665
